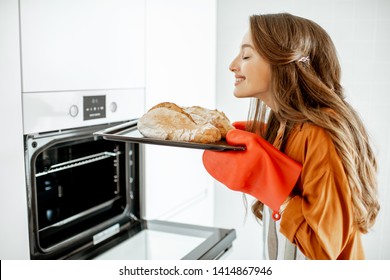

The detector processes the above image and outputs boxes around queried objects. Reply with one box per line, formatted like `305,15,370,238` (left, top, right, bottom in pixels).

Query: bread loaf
137,102,234,144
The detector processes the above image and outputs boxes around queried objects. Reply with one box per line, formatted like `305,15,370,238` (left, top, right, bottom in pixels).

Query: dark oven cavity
25,124,141,259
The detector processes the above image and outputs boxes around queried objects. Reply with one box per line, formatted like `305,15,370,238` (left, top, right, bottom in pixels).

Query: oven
23,92,236,260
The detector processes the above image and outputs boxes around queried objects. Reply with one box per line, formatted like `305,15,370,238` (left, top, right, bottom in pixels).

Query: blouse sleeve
279,124,356,260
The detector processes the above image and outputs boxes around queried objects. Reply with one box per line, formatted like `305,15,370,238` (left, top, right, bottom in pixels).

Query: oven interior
26,124,141,259
35,139,127,246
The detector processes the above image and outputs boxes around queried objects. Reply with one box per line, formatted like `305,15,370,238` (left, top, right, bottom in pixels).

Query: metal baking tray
94,120,245,151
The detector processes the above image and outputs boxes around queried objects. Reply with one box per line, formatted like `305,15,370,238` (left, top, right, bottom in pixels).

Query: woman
203,13,379,260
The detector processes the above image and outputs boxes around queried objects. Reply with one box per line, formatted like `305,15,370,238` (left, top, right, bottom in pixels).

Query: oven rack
35,151,121,178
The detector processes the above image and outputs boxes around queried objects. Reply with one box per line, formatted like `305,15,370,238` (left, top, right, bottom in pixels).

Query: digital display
83,95,106,120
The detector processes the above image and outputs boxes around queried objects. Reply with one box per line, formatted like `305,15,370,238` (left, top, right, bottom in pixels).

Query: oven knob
110,102,117,113
69,105,79,117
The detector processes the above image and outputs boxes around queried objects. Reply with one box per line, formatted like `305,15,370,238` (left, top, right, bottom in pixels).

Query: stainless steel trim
114,146,121,194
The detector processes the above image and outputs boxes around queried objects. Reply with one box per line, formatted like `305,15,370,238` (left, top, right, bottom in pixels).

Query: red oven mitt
232,121,247,130
202,129,302,220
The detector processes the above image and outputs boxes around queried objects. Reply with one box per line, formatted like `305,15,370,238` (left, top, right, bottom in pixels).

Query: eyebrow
241,44,255,50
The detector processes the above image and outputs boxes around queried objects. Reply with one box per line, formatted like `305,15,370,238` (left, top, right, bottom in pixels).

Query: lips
234,75,246,86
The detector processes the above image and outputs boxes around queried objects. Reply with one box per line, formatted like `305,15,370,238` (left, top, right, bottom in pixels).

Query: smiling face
229,31,275,110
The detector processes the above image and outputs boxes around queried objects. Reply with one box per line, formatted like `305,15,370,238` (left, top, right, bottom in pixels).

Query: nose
229,55,239,72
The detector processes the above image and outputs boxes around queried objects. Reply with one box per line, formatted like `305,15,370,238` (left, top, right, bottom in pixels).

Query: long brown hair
247,13,379,233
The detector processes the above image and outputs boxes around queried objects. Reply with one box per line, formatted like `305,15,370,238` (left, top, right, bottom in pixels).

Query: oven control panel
22,89,145,134
83,95,106,120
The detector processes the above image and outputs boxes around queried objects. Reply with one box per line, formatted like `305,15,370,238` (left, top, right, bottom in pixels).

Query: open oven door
25,121,236,260
72,220,236,260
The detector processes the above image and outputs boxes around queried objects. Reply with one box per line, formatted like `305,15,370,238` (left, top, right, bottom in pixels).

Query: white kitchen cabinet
20,0,145,93
144,0,217,226
0,0,30,259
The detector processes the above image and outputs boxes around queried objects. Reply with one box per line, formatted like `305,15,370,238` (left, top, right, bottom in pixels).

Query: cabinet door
20,0,145,92
144,0,217,226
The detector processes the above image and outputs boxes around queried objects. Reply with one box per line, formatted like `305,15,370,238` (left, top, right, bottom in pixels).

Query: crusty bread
183,106,234,138
137,102,234,143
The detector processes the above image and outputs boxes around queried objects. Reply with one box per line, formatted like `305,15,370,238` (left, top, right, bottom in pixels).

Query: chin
233,91,251,98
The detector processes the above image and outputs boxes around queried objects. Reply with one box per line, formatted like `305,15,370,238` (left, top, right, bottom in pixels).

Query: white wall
215,0,390,259
0,0,30,259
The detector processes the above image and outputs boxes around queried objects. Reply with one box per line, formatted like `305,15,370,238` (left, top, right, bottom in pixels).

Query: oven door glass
86,220,236,260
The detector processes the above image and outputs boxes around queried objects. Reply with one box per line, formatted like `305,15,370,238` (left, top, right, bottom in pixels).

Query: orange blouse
279,123,364,259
